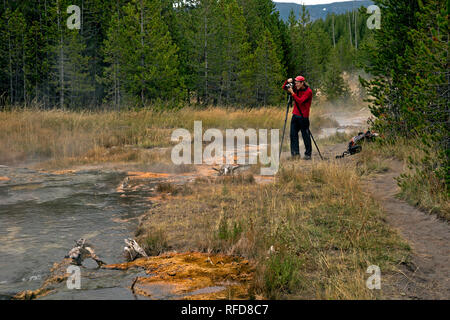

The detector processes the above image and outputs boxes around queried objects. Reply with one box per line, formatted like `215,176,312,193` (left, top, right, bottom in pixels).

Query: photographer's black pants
290,115,312,157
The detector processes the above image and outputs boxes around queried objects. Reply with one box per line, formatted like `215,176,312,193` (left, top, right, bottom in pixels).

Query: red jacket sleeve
292,89,312,105
282,80,288,90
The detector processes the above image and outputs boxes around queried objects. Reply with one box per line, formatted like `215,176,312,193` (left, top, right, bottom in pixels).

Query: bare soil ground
322,140,449,299
364,160,449,299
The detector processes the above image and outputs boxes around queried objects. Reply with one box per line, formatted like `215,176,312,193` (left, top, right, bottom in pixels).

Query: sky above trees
275,0,361,5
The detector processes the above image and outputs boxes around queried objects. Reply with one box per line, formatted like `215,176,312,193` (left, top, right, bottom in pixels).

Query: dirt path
316,113,449,300
364,159,449,299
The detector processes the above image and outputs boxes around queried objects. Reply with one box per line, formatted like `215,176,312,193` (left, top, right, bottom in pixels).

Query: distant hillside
275,1,374,21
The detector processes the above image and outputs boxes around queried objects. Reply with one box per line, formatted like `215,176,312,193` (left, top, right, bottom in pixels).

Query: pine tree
50,0,67,109
2,7,26,105
165,0,194,103
181,0,221,105
216,0,249,105
65,30,94,108
287,9,296,28
288,5,331,90
0,4,11,106
46,0,92,109
361,0,420,135
79,0,115,107
237,0,286,65
24,19,46,105
101,1,127,109
103,0,182,106
322,48,350,101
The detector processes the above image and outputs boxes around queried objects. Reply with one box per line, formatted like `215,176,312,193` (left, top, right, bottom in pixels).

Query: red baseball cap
295,76,305,82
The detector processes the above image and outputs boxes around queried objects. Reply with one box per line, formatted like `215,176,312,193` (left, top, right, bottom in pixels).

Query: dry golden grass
317,131,358,146
0,105,337,168
135,161,410,300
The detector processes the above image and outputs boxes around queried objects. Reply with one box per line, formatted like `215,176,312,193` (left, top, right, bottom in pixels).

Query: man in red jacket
282,75,313,160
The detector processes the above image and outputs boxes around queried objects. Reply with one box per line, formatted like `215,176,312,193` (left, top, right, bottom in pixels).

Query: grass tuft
140,229,170,256
359,139,449,220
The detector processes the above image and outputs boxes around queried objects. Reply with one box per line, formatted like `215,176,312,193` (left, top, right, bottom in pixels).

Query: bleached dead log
213,164,241,176
123,238,148,262
65,238,106,267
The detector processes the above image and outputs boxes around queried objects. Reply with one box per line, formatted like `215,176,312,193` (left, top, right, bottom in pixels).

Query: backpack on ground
336,131,379,159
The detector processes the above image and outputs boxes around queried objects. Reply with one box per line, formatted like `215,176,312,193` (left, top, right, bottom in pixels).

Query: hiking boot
303,155,312,161
289,155,301,160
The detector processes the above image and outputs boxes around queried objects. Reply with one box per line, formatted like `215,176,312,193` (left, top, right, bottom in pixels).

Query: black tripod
279,93,323,161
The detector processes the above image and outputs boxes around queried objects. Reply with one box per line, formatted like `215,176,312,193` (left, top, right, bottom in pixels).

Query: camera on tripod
285,82,294,90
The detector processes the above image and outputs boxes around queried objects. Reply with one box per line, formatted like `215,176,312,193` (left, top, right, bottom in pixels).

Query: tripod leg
309,129,324,160
279,96,292,160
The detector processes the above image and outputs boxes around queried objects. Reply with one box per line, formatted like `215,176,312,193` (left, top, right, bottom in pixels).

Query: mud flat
104,252,255,300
